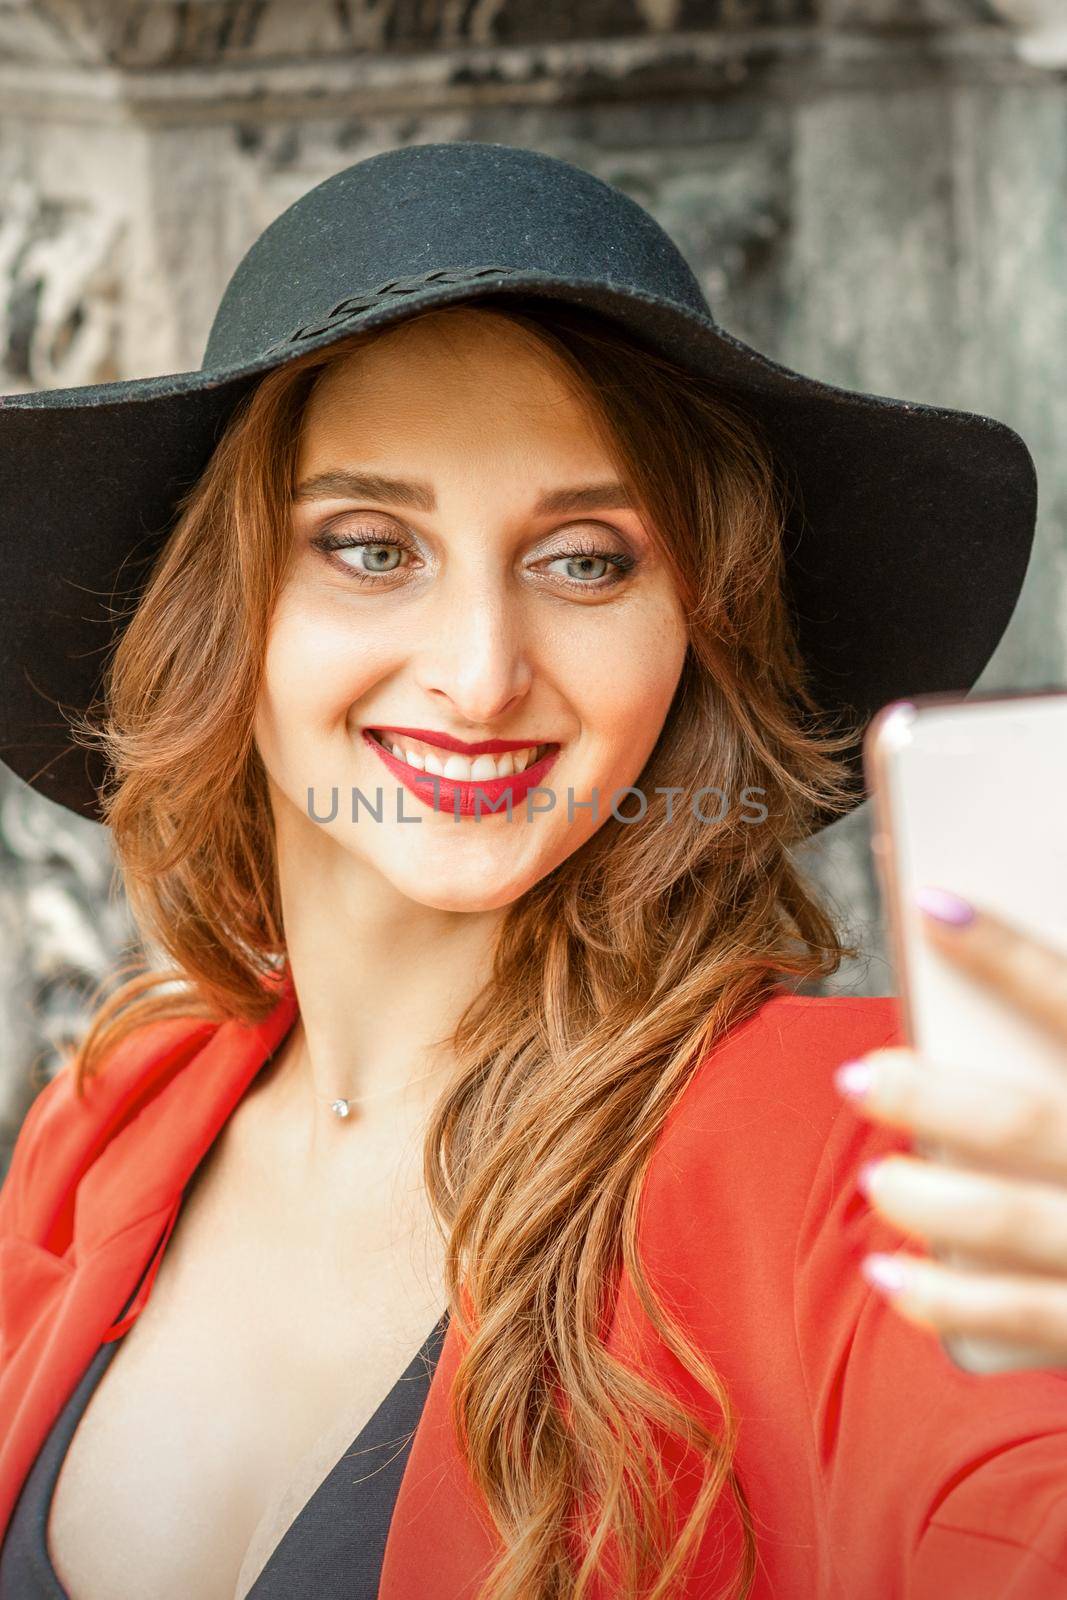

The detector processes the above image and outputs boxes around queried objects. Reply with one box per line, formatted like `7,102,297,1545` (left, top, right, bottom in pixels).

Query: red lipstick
362,729,561,817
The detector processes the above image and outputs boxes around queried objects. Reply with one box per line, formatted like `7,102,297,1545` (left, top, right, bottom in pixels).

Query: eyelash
311,527,638,592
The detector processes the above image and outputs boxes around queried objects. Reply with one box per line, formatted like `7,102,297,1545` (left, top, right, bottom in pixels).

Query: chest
45,1122,448,1600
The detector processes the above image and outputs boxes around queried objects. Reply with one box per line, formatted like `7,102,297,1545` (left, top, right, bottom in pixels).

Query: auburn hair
64,297,862,1599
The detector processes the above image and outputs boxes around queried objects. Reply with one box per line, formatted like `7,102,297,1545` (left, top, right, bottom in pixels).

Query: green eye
539,545,636,590
313,530,416,582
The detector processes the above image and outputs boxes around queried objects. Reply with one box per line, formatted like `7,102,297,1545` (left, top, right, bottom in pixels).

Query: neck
255,814,508,1156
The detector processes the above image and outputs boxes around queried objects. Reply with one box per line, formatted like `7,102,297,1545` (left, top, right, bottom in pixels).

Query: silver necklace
316,1066,449,1119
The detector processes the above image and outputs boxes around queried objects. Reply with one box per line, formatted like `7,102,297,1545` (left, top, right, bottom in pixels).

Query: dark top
0,1243,448,1600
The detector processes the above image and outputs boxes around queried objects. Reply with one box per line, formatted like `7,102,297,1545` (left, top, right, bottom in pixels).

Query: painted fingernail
856,1159,883,1198
834,1058,872,1098
916,886,975,926
861,1253,909,1295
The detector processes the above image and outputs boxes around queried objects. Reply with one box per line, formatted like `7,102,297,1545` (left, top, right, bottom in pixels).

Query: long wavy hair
64,296,863,1600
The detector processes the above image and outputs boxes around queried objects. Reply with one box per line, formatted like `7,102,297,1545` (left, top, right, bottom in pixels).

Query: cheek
563,591,688,745
257,594,395,734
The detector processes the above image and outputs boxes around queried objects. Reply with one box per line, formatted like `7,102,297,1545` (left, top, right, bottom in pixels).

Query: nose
412,570,533,729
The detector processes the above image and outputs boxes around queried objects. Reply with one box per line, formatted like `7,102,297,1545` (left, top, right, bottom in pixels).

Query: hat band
269,264,526,351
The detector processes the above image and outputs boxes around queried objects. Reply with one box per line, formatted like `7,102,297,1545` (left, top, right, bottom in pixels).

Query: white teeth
373,731,547,780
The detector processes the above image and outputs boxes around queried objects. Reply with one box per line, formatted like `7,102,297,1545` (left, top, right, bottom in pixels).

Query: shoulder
651,989,901,1179
0,1013,221,1243
639,990,904,1280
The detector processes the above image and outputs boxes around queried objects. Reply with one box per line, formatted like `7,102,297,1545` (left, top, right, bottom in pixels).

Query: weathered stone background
2,0,1065,1168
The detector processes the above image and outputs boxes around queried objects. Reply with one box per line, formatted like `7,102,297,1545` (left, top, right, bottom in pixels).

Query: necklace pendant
330,1098,353,1118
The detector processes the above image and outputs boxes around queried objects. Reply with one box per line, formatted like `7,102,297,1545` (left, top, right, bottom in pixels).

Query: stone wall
2,0,1065,1165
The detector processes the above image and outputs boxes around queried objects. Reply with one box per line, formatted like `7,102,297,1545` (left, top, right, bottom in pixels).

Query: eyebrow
292,470,636,516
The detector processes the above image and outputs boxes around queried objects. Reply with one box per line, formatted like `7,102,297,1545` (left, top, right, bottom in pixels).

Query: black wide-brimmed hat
0,140,1038,828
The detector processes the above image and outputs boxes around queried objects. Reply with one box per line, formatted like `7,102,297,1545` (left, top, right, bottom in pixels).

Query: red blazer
3,974,1067,1598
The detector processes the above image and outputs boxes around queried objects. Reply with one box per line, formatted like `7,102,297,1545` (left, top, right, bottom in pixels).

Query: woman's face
255,309,689,913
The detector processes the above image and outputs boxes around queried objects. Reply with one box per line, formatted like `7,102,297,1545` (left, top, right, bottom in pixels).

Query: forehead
314,310,586,404
296,311,612,466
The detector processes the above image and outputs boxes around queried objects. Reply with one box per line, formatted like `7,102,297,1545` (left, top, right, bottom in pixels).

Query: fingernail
916,886,975,926
856,1159,883,1197
861,1253,909,1295
834,1058,872,1098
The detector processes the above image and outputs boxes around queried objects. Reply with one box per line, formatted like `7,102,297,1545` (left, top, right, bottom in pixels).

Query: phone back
864,689,1067,1372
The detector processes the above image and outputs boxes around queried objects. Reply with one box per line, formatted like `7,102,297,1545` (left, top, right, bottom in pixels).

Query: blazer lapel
379,1287,504,1599
0,969,512,1596
0,972,299,1545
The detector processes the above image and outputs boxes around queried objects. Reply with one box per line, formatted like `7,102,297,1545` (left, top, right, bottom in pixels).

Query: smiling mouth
367,729,555,780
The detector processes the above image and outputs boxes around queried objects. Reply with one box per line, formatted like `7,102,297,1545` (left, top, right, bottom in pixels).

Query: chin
384,854,547,915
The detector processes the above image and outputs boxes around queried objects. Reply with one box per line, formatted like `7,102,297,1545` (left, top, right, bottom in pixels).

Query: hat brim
0,272,1038,827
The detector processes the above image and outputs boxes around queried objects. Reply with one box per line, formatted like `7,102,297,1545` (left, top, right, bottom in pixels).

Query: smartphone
863,688,1067,1374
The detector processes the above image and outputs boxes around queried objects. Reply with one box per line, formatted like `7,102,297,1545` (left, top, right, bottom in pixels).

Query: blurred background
2,0,1065,1171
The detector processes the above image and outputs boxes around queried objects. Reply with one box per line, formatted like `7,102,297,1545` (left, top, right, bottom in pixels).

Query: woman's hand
834,887,1067,1362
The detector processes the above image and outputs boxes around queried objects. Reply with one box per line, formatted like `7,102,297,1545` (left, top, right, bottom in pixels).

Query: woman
0,141,1063,1600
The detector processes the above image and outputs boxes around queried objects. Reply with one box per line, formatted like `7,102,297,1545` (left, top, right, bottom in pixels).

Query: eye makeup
307,521,641,593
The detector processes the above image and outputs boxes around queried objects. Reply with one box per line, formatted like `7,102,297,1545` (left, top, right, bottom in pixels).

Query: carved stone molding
0,0,1040,122
0,166,125,392
0,1,818,72
986,0,1067,65
0,770,137,1175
